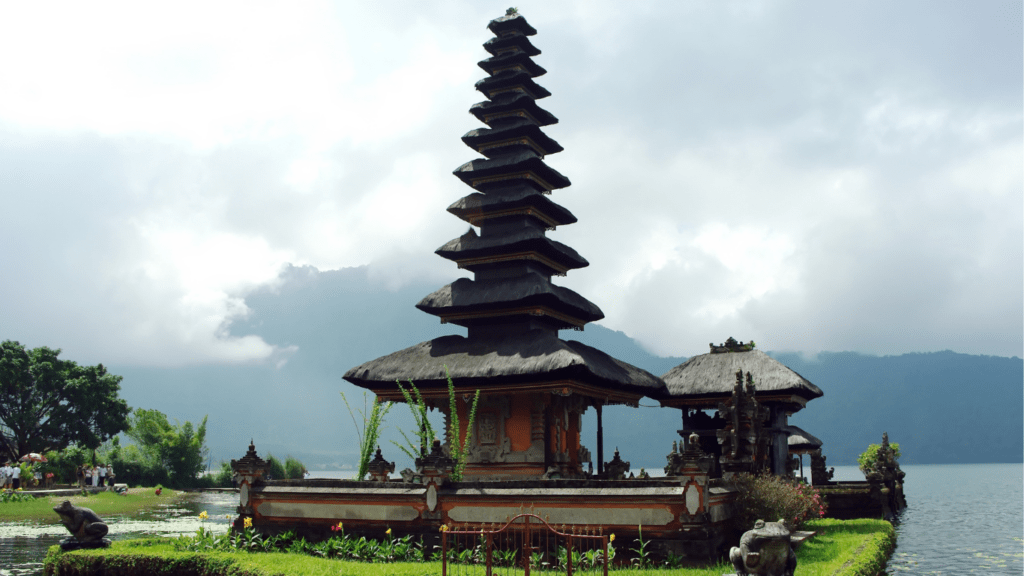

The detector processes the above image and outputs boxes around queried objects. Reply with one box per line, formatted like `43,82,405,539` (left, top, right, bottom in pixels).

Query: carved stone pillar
230,440,268,522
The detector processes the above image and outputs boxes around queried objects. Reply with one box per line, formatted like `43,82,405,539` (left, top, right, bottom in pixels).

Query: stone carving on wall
717,371,770,478
604,448,630,480
367,446,396,482
809,449,834,485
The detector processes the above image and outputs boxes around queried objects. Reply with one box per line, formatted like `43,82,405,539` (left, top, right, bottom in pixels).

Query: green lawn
0,488,183,523
44,518,895,576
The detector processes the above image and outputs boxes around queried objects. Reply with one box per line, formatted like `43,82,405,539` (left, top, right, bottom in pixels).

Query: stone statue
53,500,110,550
729,519,797,576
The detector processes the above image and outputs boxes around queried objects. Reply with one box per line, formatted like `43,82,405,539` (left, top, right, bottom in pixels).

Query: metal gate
441,513,610,576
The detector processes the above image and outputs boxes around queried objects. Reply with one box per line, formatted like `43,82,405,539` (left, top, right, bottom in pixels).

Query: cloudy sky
1,1,1021,367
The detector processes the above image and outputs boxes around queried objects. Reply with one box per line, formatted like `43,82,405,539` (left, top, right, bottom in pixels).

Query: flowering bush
732,473,827,530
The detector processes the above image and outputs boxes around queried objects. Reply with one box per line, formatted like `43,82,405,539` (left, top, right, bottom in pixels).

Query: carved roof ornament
709,337,756,354
604,447,630,480
367,446,396,481
231,439,268,473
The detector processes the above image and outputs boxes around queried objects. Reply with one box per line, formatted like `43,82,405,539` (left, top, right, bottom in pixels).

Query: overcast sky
1,1,1021,367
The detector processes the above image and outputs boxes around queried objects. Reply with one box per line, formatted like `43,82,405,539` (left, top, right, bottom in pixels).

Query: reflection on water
0,492,237,576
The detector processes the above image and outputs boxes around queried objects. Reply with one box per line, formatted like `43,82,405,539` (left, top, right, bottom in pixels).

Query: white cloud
0,1,1019,365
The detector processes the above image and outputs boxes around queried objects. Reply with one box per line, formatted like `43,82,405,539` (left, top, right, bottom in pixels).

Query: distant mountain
110,264,1023,472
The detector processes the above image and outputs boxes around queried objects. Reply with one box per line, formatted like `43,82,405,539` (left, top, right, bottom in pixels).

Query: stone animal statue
53,500,109,544
729,519,797,576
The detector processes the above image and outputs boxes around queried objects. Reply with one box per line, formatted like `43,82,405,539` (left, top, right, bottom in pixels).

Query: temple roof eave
446,189,578,228
342,331,666,403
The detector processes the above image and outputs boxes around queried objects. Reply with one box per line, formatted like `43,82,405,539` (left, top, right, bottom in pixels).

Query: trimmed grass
0,488,183,523
794,518,896,576
44,518,895,576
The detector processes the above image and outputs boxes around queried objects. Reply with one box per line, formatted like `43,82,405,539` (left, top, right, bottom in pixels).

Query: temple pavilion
657,337,824,477
344,12,665,481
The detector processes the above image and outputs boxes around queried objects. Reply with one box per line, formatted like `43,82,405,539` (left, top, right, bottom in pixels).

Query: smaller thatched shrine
657,338,824,477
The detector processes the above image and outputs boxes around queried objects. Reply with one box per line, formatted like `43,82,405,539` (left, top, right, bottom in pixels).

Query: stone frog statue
729,519,797,576
53,500,110,547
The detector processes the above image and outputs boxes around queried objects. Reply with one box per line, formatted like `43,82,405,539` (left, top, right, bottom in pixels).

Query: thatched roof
478,51,547,78
416,273,603,323
475,69,551,100
487,12,537,37
484,33,540,57
785,425,823,453
470,92,558,126
461,117,562,157
455,150,569,192
659,349,823,402
343,329,666,400
446,186,577,227
435,228,588,271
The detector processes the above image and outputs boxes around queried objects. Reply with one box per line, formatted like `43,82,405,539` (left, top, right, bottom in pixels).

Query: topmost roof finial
506,7,519,16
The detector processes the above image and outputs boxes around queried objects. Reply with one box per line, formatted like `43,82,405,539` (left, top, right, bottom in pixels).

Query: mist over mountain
110,265,1022,472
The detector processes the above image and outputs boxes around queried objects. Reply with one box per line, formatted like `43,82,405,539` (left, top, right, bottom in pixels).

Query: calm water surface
0,491,236,576
2,464,1021,575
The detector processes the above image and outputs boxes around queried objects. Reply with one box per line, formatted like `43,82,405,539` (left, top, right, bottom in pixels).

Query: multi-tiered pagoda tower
345,11,665,480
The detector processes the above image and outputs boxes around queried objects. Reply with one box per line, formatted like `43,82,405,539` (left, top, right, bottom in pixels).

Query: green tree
124,408,209,488
0,340,130,460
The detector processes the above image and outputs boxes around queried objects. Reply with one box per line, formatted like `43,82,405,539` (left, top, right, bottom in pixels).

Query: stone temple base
59,537,112,551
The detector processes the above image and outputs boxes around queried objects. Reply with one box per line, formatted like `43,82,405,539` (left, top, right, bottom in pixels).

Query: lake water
2,464,1021,575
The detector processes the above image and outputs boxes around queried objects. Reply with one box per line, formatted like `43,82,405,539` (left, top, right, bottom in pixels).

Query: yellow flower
225,514,232,519
198,511,208,520
386,528,392,535
439,524,449,533
609,533,616,543
243,517,253,529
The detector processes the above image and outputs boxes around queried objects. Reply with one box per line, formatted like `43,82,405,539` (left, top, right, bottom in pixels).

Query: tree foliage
0,340,130,460
123,408,209,488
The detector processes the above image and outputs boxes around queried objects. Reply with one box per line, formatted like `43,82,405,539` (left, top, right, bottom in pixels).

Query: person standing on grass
91,465,98,487
11,463,20,490
75,465,84,488
1,462,10,490
107,464,115,488
98,463,107,487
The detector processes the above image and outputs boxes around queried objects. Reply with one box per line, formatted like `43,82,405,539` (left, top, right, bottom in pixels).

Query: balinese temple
657,337,824,477
343,12,665,480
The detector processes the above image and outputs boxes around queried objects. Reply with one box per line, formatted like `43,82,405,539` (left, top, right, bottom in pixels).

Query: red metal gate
441,513,610,576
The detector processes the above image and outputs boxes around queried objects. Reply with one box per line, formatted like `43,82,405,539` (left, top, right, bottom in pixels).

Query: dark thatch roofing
487,12,537,36
454,150,570,191
483,33,540,57
416,273,603,323
447,186,577,227
475,69,551,100
659,349,823,402
471,92,558,126
343,329,666,398
435,228,588,271
462,118,563,157
785,425,823,452
478,51,547,77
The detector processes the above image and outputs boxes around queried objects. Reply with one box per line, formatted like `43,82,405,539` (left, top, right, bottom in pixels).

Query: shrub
732,473,827,531
856,442,901,472
265,454,287,481
284,456,306,479
213,461,235,487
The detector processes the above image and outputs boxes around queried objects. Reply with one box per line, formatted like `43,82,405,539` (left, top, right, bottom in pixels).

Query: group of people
1,461,22,490
76,463,115,488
